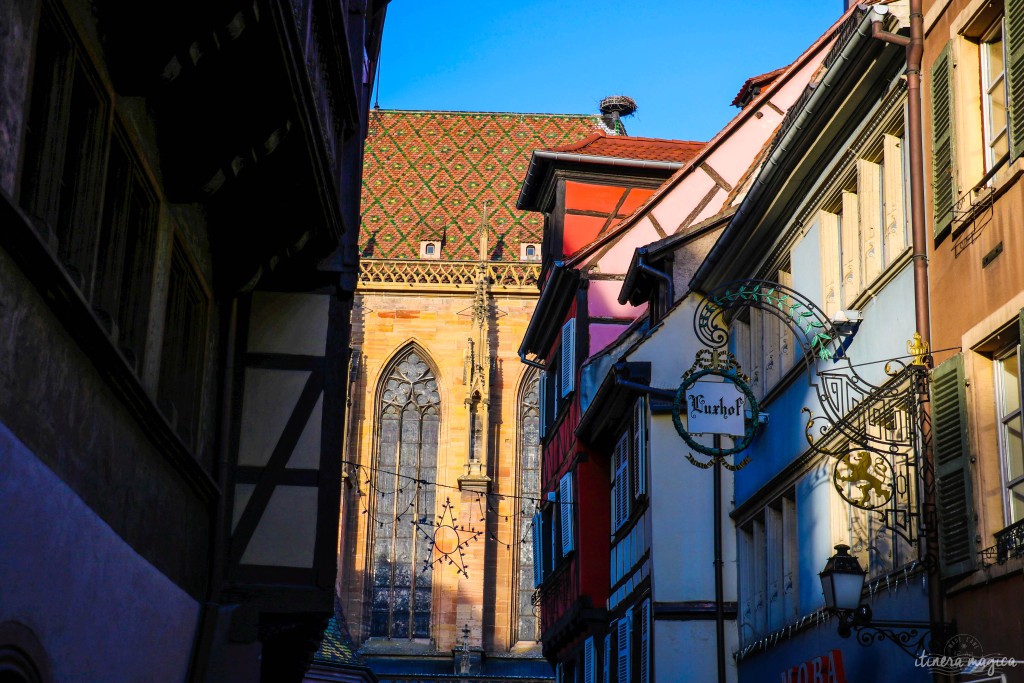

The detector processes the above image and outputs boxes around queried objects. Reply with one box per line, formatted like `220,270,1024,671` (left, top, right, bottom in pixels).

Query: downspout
636,248,674,308
873,4,946,677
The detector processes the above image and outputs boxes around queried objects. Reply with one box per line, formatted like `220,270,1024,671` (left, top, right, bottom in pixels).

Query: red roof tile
547,132,704,164
731,66,788,107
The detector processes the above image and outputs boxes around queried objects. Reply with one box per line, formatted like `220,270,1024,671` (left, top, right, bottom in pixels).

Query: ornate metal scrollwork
694,279,843,362
833,451,894,510
691,279,929,549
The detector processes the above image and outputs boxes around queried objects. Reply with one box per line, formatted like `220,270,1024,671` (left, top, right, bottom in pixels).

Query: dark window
20,4,158,374
516,372,541,642
94,127,158,369
21,8,108,295
158,240,209,449
370,349,439,639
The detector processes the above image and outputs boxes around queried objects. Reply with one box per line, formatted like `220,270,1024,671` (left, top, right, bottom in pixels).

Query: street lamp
818,545,950,657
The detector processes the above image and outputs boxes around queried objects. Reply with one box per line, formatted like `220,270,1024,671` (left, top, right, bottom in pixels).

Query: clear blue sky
375,1,846,142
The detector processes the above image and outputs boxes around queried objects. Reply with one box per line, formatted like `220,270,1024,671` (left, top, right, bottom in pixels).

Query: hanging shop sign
671,349,760,459
686,379,747,436
779,649,847,683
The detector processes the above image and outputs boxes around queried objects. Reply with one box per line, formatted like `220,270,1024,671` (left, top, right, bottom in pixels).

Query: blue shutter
639,599,651,683
584,636,596,683
532,511,544,587
633,397,646,498
560,471,575,554
617,615,631,683
561,319,575,398
539,373,548,436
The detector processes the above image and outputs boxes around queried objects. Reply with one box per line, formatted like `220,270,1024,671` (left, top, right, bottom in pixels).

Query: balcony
980,518,1024,565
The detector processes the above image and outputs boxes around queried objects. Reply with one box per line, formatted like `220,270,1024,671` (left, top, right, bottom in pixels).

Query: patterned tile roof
547,132,704,163
313,614,362,667
360,110,607,261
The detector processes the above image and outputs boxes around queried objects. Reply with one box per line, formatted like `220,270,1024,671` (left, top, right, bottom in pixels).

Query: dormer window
520,243,540,261
420,240,441,259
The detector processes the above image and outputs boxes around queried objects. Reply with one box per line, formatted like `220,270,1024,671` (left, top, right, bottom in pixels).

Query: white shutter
584,636,596,683
633,398,646,498
617,615,631,683
639,599,651,683
561,318,575,397
539,373,548,435
560,471,574,554
603,634,611,683
532,512,544,587
614,434,630,529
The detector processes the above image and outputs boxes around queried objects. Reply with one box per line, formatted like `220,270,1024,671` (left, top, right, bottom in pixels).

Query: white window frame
996,344,1024,525
981,17,1009,170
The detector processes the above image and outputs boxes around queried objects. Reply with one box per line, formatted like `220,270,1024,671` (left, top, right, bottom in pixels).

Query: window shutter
556,662,563,683
639,599,651,683
532,512,544,587
633,398,647,498
617,615,631,683
603,634,611,683
539,373,548,436
1008,0,1024,160
584,636,596,683
560,471,575,555
932,354,977,576
561,319,575,398
930,42,956,237
614,434,630,530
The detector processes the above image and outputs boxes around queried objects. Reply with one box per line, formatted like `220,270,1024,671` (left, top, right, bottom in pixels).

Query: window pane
1000,353,1020,416
1010,480,1024,524
1006,414,1023,482
370,349,439,638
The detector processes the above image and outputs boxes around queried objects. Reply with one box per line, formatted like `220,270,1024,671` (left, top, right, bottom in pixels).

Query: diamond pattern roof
360,110,607,261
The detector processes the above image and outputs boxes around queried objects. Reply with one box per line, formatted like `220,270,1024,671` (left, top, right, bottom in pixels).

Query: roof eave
576,361,652,444
690,7,895,292
517,150,685,211
519,263,580,359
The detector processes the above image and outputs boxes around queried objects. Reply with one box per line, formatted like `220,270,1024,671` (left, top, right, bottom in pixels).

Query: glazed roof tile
313,614,362,667
360,110,607,261
546,132,704,163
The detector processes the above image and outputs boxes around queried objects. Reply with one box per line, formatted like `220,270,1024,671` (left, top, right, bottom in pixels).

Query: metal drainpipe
518,351,546,370
874,5,946,679
636,250,674,309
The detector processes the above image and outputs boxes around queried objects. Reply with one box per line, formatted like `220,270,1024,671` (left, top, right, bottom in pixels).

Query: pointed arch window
370,349,440,639
516,371,542,642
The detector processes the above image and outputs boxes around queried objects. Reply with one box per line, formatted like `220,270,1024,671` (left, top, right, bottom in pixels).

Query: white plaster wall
654,620,738,683
0,423,200,682
629,296,738,604
649,415,737,604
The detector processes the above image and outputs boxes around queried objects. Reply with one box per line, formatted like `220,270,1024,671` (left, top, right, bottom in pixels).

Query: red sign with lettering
779,649,847,683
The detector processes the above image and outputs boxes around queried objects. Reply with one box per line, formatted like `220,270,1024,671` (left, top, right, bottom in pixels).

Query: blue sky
375,2,846,142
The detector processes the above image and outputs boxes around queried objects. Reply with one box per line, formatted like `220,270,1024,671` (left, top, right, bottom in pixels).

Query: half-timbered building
0,1,384,681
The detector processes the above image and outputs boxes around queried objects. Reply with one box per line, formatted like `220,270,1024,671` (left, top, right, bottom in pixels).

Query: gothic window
370,349,440,639
516,371,542,642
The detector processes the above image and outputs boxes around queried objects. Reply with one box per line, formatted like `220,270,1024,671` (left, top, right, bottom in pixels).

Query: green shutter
932,354,977,577
1008,0,1024,160
930,42,956,238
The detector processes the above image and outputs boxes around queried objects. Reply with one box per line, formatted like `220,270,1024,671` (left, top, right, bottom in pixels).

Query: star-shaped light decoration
414,497,483,578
